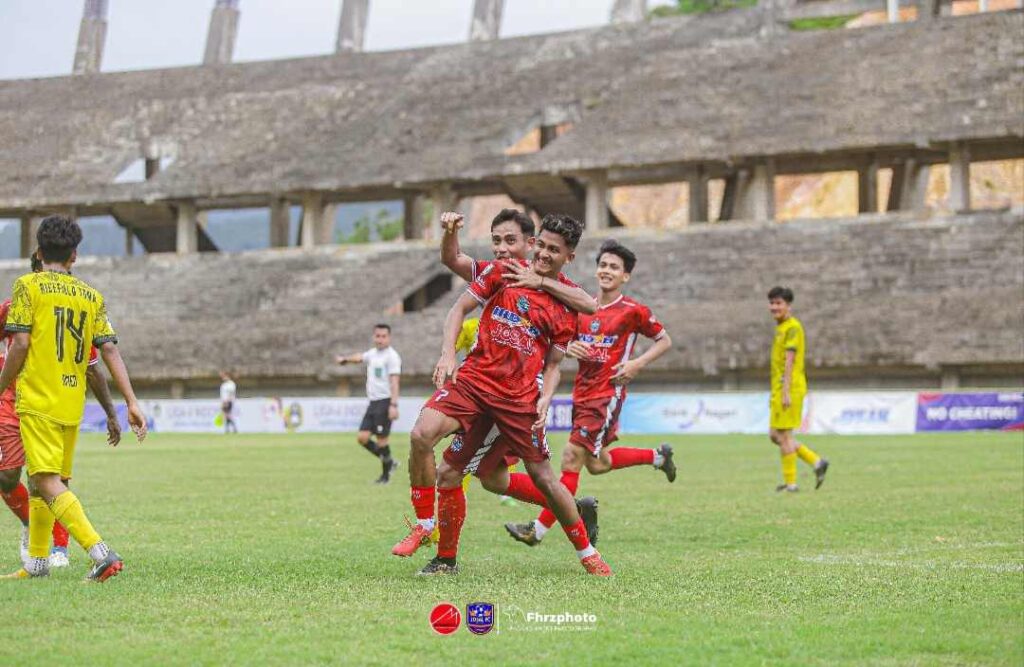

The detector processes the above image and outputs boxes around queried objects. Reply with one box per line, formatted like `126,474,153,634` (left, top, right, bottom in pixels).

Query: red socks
436,487,466,559
608,447,655,469
537,470,580,529
1,483,29,525
504,473,547,506
52,520,69,549
562,518,591,552
411,486,436,521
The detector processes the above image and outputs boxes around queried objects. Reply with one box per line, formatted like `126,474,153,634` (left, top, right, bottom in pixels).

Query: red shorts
0,422,26,472
569,394,624,457
427,381,549,478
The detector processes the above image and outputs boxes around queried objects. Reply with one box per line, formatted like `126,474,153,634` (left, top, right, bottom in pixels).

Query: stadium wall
82,390,1024,436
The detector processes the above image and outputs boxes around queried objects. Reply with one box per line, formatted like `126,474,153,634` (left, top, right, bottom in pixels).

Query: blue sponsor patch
466,602,494,635
590,319,600,333
451,435,464,453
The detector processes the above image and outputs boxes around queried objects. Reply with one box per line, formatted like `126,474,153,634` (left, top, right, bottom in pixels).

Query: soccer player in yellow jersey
768,287,829,492
0,216,147,582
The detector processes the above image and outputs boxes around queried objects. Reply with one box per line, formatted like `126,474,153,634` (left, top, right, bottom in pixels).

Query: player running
398,214,611,576
1,215,147,582
505,239,676,546
767,286,828,492
1,251,121,570
394,209,598,555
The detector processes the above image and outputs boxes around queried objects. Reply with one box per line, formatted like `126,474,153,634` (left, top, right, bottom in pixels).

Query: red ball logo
429,603,462,635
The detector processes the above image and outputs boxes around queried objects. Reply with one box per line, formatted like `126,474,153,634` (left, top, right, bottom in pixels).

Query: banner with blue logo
916,392,1024,432
618,393,770,435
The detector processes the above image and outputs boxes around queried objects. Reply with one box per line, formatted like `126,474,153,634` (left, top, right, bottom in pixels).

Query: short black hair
491,208,534,237
36,215,82,263
30,249,43,272
768,286,794,303
538,213,585,250
597,239,637,273
374,323,391,333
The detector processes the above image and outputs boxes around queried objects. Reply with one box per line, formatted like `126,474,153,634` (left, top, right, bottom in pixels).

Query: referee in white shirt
336,324,402,484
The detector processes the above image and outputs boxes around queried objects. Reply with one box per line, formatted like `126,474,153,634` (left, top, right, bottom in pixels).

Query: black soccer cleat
576,496,599,547
504,522,540,547
657,444,676,483
85,550,123,583
417,557,459,576
814,458,830,490
775,484,799,493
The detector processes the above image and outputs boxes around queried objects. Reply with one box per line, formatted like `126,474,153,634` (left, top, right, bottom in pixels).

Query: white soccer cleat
48,549,70,568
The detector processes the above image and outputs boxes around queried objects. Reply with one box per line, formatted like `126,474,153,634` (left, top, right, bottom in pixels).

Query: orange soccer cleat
391,517,432,557
580,553,613,577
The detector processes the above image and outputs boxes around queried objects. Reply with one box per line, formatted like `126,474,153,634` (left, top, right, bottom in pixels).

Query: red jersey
0,299,99,426
471,259,581,289
460,260,578,409
572,294,665,403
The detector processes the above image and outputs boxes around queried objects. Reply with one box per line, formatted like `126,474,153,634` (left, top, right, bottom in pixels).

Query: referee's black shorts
359,398,393,437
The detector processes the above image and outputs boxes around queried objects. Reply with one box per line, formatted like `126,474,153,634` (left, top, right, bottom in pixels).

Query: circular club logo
429,603,462,635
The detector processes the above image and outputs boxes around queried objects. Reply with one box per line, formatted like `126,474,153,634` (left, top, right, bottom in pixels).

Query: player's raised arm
335,353,365,365
501,260,597,314
433,291,479,388
440,211,475,282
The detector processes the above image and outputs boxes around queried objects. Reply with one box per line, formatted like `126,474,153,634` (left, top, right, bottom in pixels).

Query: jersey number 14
53,306,87,364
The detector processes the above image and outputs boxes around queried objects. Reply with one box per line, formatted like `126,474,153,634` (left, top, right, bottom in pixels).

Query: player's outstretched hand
440,211,464,234
501,260,542,289
566,340,593,360
105,414,122,447
433,351,458,389
335,354,349,365
127,402,148,443
611,359,643,386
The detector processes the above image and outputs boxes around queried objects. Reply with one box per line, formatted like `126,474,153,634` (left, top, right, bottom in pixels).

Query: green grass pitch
1,431,1021,666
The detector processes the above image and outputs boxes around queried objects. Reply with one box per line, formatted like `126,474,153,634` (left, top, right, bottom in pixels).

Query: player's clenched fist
440,211,464,234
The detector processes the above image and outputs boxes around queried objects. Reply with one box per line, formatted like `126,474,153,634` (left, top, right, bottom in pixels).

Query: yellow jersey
456,318,479,355
5,271,117,425
770,316,806,397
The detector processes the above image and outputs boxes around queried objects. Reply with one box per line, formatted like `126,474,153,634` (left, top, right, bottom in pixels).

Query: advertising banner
804,391,917,435
617,393,770,435
916,392,1024,432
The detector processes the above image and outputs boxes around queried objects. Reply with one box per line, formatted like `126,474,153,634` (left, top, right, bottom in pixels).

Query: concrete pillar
917,0,940,20
978,0,988,11
584,171,610,230
203,0,241,66
73,0,108,75
403,194,426,240
170,381,186,399
948,143,971,212
429,186,458,242
336,0,369,54
320,203,338,245
469,0,504,41
176,202,199,255
719,174,738,221
858,158,879,214
886,0,900,22
300,193,324,249
688,166,709,223
124,226,136,256
269,198,291,247
20,216,43,258
940,368,960,390
893,158,930,211
735,161,775,221
610,0,647,23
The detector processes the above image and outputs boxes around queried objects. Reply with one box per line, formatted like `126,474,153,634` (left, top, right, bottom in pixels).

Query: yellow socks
796,444,820,467
28,497,56,559
461,473,472,493
49,491,102,552
781,452,798,486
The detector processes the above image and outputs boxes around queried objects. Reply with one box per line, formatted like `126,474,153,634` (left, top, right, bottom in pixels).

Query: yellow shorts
19,413,79,479
770,392,805,431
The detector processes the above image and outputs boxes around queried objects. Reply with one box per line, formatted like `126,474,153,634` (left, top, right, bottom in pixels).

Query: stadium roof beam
336,0,369,54
469,0,504,41
203,0,241,66
73,0,108,75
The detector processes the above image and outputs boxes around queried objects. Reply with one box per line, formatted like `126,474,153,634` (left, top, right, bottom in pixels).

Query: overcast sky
0,0,665,80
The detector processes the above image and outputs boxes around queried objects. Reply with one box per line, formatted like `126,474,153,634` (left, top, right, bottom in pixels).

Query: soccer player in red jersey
0,252,121,569
396,214,611,576
393,208,599,548
504,239,677,547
